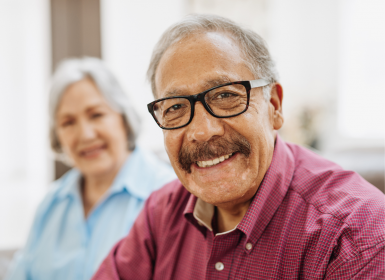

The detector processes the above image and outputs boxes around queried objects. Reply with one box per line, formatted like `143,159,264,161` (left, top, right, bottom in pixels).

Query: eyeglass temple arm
250,79,270,89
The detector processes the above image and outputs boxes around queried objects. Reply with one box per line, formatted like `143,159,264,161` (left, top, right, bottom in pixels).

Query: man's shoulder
286,142,385,249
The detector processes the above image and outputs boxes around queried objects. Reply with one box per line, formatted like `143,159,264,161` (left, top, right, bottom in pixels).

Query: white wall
100,0,189,156
338,0,385,139
266,0,341,149
267,0,339,114
0,0,51,249
189,0,269,39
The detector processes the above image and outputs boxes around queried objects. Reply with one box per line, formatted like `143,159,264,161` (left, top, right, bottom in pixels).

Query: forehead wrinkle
203,76,232,89
164,88,190,98
162,75,234,98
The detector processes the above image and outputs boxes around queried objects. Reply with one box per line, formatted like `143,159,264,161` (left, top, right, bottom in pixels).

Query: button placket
206,231,241,279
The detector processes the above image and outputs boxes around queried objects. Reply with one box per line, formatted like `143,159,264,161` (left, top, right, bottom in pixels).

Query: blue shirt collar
55,168,82,200
108,147,158,200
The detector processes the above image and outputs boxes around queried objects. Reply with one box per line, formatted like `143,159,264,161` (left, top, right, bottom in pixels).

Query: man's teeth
196,153,233,168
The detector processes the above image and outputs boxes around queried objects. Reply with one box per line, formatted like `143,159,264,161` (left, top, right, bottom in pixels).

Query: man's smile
196,152,234,168
190,152,243,185
177,129,251,173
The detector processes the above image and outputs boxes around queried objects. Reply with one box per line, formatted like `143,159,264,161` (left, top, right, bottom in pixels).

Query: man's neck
216,199,252,233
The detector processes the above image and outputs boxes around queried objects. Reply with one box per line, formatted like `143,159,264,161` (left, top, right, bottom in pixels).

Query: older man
93,15,384,279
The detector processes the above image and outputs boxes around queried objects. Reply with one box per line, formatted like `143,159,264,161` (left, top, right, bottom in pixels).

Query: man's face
155,32,283,208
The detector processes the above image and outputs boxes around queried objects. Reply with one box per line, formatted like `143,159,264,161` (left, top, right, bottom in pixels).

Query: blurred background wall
0,0,384,276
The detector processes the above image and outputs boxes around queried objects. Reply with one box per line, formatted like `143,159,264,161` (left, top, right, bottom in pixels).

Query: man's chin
184,179,249,206
186,168,244,190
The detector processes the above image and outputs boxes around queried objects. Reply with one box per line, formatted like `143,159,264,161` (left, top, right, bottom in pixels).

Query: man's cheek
165,138,182,169
164,134,175,156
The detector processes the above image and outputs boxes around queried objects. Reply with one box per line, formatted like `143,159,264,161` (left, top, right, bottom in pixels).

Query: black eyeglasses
147,79,270,130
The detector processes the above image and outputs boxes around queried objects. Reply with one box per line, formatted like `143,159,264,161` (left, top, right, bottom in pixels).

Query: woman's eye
91,113,103,119
61,120,74,127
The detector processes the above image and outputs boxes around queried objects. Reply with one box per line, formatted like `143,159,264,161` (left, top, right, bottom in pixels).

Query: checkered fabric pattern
92,136,385,279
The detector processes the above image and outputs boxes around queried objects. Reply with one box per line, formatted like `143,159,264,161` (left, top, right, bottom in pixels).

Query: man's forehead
162,76,233,98
154,32,248,98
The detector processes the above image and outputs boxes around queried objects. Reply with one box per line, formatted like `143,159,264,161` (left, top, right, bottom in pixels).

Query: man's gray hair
147,14,278,100
49,57,141,153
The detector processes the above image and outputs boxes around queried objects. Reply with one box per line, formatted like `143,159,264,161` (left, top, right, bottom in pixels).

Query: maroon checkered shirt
92,136,385,279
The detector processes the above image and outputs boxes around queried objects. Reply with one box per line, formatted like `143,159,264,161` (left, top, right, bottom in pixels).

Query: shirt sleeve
326,241,385,279
92,195,156,280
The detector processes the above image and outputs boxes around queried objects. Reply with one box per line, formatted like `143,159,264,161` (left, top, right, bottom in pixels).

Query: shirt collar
56,147,155,201
193,197,215,231
55,168,82,200
184,135,295,244
107,146,162,200
189,197,240,236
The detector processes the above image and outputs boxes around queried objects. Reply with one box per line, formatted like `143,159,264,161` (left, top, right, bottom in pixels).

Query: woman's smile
79,143,107,159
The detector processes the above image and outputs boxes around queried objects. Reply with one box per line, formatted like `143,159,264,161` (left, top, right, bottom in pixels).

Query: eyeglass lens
153,83,247,128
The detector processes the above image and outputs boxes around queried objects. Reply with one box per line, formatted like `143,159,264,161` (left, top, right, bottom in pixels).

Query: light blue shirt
5,147,176,280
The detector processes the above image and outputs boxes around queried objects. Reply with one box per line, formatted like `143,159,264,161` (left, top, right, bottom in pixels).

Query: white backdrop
338,0,385,139
101,0,188,156
0,0,51,249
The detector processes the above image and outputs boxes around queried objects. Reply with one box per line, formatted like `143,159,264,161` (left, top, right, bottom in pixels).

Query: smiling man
93,15,384,279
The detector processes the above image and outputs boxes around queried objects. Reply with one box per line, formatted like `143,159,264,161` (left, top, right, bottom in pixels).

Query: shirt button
245,242,253,250
215,262,224,271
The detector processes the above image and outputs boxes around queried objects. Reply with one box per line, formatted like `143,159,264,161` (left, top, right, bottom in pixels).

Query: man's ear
269,83,284,130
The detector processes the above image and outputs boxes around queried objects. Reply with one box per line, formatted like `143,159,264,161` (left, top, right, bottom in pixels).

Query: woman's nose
186,102,225,143
78,120,96,141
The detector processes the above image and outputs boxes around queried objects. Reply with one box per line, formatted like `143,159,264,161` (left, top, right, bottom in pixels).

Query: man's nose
186,102,225,142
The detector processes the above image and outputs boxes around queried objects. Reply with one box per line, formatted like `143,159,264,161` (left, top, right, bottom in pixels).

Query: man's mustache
178,131,251,173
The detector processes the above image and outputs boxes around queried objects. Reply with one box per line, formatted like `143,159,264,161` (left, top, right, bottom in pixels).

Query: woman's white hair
49,57,141,153
147,14,279,100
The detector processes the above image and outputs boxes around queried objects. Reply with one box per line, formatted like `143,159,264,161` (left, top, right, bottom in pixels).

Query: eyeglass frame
147,79,270,130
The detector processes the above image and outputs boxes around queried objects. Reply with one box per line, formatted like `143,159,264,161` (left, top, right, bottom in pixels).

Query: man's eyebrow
203,76,232,89
163,76,233,98
163,89,188,98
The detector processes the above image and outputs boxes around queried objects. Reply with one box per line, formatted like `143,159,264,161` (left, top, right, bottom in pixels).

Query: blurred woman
5,57,176,280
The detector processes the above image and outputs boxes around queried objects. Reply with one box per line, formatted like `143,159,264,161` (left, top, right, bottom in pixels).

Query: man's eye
217,92,235,99
167,104,183,112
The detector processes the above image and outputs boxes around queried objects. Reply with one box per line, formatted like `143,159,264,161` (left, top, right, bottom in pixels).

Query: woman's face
56,78,129,178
